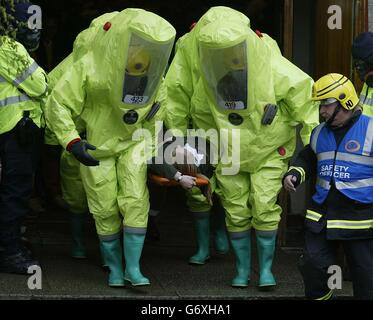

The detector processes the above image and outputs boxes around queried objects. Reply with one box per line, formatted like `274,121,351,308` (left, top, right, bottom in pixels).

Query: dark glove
69,140,99,166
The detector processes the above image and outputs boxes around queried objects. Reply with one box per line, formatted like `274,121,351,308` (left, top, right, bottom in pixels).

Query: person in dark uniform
0,0,47,274
283,73,373,300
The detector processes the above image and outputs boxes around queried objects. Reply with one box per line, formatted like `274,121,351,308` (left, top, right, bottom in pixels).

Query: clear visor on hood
122,32,173,106
199,41,248,110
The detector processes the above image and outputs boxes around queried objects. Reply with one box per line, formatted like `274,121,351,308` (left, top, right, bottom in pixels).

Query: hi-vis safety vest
310,115,373,204
359,83,373,118
0,36,47,135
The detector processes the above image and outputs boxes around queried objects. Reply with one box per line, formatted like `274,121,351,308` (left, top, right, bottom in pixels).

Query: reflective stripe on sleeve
13,61,39,87
306,210,323,222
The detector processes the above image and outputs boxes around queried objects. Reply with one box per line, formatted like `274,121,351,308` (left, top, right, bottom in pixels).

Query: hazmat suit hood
192,6,250,35
197,20,258,114
194,19,317,172
48,12,119,89
164,6,251,135
90,9,175,114
45,8,175,156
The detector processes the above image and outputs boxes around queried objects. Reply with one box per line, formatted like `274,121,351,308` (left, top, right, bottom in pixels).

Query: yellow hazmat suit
167,8,318,288
45,9,175,287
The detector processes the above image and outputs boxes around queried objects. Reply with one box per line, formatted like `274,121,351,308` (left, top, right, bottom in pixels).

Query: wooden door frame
283,0,294,60
353,0,369,89
354,0,368,37
282,0,368,62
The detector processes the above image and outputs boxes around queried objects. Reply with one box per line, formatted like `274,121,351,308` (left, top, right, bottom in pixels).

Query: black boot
0,248,40,274
0,221,40,274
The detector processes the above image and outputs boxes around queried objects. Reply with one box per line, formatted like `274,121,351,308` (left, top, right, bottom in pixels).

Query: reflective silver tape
317,151,335,161
13,61,39,87
316,177,331,190
360,94,373,106
363,118,373,156
0,94,30,107
336,152,373,166
335,177,373,189
311,123,326,152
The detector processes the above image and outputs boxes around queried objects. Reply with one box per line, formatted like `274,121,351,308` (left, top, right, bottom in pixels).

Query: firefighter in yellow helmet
283,73,373,300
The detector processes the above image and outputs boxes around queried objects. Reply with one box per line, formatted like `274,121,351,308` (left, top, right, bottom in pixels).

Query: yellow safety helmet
223,45,246,71
312,73,359,110
126,45,151,76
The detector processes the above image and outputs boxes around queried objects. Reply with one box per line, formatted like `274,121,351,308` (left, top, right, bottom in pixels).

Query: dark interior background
31,0,284,72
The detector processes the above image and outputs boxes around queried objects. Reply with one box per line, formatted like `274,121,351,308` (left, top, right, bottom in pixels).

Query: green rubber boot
230,232,251,287
99,241,109,271
256,231,277,288
71,213,87,259
189,214,210,265
123,232,150,286
100,238,125,287
211,207,229,255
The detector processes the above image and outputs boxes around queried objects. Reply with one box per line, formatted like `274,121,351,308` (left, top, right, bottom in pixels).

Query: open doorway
33,0,286,71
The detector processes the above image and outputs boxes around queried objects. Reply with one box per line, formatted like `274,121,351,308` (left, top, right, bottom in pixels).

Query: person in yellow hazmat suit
351,32,373,117
0,0,47,274
164,6,253,268
167,8,319,289
197,19,319,289
45,12,118,262
45,8,175,287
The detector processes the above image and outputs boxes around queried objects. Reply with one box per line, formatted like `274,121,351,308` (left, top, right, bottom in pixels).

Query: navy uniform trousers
299,228,373,300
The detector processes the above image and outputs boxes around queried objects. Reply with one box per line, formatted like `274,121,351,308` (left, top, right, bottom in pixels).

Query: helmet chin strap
326,104,342,127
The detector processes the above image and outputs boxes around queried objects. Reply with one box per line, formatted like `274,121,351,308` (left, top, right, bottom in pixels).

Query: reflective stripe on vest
360,94,373,107
317,151,335,161
311,122,326,152
363,119,373,156
359,84,373,116
327,219,373,229
316,177,331,190
336,152,373,165
312,115,373,204
335,177,373,189
0,94,30,108
13,61,39,87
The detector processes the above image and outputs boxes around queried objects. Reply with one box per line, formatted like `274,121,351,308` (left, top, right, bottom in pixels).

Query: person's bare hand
283,175,297,192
